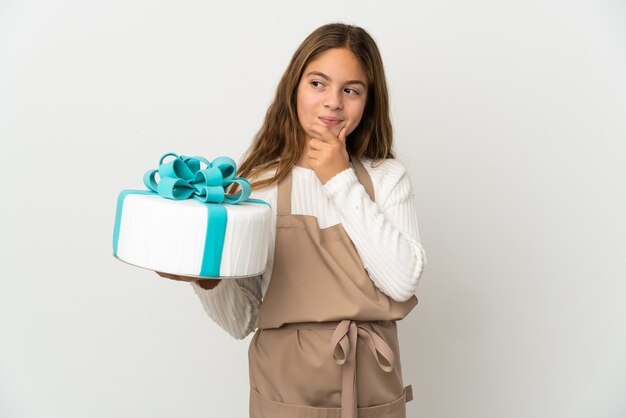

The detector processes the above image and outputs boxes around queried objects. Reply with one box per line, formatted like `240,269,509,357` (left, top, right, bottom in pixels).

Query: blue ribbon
113,152,268,278
142,152,252,204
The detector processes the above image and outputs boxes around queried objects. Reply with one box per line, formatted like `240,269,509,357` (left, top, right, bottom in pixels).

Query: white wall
1,1,625,417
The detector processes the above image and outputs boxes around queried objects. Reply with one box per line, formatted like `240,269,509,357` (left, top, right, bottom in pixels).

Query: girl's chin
306,121,349,137
332,124,348,136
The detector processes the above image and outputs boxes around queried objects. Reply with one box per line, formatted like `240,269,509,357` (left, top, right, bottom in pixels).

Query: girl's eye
344,87,360,95
311,81,324,88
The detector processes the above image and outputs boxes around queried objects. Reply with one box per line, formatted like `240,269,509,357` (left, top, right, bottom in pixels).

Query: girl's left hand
305,123,350,184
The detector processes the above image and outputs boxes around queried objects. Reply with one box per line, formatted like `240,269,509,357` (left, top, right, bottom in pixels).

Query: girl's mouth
318,116,343,127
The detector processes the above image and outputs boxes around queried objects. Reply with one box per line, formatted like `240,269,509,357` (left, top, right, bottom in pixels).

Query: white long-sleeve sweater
190,157,427,340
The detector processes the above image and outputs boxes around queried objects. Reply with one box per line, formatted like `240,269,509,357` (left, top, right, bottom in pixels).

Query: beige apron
248,157,418,418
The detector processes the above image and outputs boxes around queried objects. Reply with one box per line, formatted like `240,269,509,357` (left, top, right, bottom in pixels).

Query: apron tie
282,320,395,418
330,320,395,418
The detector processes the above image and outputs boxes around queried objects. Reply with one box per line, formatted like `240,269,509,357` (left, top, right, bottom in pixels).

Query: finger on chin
338,126,348,143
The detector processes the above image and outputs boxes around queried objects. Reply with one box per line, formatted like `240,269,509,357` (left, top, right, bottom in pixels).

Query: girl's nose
324,90,343,111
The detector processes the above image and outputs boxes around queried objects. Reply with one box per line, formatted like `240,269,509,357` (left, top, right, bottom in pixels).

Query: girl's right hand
155,271,222,289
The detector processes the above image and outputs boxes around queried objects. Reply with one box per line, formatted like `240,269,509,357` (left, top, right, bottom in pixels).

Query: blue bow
142,152,251,204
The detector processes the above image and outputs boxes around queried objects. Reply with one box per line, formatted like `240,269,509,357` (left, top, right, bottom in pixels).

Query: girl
161,22,427,418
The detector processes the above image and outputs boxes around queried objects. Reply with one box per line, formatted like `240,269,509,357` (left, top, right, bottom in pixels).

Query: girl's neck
295,156,312,169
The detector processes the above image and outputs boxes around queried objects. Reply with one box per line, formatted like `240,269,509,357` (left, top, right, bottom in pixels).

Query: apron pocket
250,386,411,418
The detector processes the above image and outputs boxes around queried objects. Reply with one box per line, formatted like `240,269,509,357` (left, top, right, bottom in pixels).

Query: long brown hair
236,23,394,190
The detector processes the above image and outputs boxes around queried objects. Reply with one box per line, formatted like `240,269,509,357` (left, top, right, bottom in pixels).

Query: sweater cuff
322,167,359,197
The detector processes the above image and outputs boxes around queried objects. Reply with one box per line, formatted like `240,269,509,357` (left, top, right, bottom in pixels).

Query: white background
1,1,625,417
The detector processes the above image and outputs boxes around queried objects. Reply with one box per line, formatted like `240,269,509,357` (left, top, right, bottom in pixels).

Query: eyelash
310,81,360,95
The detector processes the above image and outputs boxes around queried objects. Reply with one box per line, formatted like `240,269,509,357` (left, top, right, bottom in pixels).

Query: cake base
112,254,266,280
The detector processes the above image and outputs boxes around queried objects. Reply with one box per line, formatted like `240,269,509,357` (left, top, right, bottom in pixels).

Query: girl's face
296,47,368,140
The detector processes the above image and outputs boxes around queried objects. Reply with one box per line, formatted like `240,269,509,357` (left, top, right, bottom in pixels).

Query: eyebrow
306,71,367,88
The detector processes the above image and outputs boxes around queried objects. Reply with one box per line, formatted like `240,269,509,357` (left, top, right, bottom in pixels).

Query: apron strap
276,170,293,216
350,156,376,202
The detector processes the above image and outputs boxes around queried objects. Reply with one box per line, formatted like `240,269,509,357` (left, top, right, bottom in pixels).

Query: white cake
113,192,271,278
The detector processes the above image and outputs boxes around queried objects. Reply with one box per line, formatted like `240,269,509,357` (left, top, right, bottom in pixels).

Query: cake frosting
114,193,271,278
